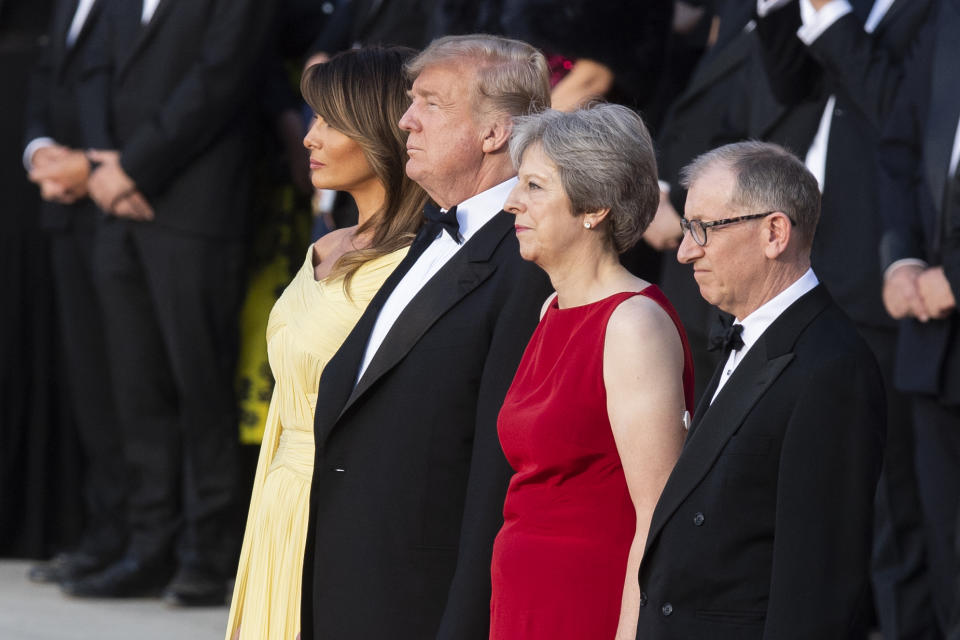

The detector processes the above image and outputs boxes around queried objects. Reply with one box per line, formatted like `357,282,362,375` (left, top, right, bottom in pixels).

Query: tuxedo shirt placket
355,178,517,382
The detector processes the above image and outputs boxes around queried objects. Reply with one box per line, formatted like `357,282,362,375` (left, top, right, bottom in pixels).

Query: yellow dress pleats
225,245,408,640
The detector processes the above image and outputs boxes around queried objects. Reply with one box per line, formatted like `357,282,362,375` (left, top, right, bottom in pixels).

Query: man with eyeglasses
635,141,885,639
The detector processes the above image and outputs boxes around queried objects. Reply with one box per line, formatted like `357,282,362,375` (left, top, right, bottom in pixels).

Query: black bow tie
708,321,744,354
423,203,461,244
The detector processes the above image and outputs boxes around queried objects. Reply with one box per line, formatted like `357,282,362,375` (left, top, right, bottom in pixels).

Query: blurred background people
59,0,275,606
226,46,427,640
491,105,693,639
878,0,960,633
20,0,127,587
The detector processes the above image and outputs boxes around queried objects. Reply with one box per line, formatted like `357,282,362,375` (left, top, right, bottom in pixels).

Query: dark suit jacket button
693,512,705,526
639,592,648,607
662,602,673,616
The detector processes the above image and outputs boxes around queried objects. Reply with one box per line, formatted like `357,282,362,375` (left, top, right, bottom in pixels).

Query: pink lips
309,160,325,169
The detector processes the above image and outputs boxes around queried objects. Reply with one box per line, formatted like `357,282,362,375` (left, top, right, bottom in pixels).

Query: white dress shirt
142,0,162,23
951,116,960,179
796,0,893,190
67,0,97,46
711,268,820,404
356,178,517,382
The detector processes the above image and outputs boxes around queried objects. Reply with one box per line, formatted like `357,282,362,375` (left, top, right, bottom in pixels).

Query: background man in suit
750,1,940,636
61,0,274,605
20,0,127,585
300,35,552,640
879,0,960,632
636,141,885,639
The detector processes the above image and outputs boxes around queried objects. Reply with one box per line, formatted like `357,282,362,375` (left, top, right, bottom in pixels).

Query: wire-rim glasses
679,211,792,246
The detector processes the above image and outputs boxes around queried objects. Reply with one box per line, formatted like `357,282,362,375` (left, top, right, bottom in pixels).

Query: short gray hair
680,141,821,248
406,34,550,119
509,104,660,254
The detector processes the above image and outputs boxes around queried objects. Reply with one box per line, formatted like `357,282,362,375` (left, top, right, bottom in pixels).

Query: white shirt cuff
757,0,793,18
23,137,57,171
797,0,854,45
884,258,928,281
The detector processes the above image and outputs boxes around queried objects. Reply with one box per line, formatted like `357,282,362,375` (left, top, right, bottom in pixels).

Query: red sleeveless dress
489,287,694,639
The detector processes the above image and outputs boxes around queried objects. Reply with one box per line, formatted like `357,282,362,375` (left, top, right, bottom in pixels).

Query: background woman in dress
226,46,427,640
490,104,694,639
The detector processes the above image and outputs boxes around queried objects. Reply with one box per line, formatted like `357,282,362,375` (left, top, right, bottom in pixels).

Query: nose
399,104,418,132
676,229,702,264
303,118,322,150
503,184,524,215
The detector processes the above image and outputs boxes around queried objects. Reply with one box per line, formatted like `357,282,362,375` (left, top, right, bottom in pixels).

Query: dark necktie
423,203,461,244
708,321,744,354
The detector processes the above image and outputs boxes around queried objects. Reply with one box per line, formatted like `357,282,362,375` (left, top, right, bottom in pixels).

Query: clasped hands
28,146,154,221
883,263,956,322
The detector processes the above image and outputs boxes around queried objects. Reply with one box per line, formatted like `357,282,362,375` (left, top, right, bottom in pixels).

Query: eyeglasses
679,211,793,246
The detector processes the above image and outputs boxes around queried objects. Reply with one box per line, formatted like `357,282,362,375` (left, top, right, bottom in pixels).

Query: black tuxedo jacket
753,0,935,330
23,0,102,231
301,212,551,640
878,0,960,404
636,285,885,639
79,0,273,238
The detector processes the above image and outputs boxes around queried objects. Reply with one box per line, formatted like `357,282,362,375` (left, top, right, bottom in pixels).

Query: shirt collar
444,177,517,242
735,268,820,353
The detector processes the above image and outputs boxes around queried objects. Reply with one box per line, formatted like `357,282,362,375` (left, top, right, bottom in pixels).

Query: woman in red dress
491,104,694,639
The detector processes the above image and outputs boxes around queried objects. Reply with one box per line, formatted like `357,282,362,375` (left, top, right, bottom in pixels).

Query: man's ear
762,211,793,259
481,116,512,154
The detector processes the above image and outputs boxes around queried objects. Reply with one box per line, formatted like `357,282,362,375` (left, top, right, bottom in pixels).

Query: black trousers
92,219,242,574
860,325,940,640
912,395,960,634
49,225,127,557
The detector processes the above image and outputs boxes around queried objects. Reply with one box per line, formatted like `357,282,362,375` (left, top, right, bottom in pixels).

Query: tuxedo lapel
52,0,76,75
336,212,514,422
872,0,909,35
59,0,100,77
642,286,831,560
675,27,754,112
118,0,175,79
311,228,435,444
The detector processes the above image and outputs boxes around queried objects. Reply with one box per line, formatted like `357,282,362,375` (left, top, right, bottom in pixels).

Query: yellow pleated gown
225,245,407,640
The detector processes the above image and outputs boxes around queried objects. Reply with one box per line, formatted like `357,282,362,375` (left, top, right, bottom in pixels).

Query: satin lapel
924,0,960,217
51,0,75,78
117,0,175,79
313,229,435,445
642,286,831,560
687,359,724,437
336,212,514,421
59,0,100,77
872,0,909,35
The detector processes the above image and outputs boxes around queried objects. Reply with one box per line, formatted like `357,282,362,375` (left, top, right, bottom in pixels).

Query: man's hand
917,266,956,319
29,149,92,204
30,144,70,169
87,150,135,209
113,191,155,221
642,189,683,251
883,263,929,321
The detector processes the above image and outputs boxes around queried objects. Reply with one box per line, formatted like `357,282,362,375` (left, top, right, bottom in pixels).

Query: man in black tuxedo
878,0,960,632
300,35,552,640
20,0,126,585
636,141,885,639
61,0,274,605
